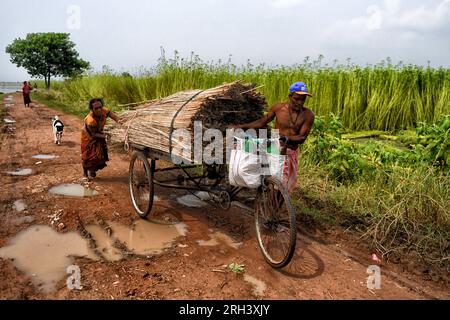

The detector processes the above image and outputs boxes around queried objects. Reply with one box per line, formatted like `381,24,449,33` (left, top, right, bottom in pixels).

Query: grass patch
342,130,387,140
295,133,450,274
32,89,126,119
32,90,87,119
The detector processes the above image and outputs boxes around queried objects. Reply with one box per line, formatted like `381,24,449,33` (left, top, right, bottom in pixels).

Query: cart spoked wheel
218,190,231,210
255,176,296,268
129,151,154,218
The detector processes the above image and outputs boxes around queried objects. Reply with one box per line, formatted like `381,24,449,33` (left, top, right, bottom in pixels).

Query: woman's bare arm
109,110,120,123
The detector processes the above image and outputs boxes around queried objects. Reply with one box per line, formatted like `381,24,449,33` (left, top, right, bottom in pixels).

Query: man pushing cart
233,81,315,193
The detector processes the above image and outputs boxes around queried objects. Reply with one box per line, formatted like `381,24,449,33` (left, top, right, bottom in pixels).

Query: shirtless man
233,81,315,192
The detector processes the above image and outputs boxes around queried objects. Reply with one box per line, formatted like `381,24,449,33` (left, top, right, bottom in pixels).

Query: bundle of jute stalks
105,81,267,163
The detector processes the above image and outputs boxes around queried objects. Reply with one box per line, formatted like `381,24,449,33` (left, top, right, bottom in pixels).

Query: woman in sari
81,98,120,179
22,81,32,107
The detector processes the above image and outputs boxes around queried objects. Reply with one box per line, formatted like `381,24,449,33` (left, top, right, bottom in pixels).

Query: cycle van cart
127,138,298,269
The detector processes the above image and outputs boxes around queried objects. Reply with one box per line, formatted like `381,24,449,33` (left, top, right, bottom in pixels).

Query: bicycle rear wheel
255,176,296,268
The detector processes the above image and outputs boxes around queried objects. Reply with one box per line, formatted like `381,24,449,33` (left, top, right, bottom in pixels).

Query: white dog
52,116,64,145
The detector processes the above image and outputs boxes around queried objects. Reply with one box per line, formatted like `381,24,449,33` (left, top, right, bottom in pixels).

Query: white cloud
395,0,450,31
269,0,305,9
365,5,383,30
324,0,450,51
329,0,450,34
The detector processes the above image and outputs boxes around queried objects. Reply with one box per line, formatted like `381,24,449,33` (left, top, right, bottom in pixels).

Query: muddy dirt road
1,93,449,300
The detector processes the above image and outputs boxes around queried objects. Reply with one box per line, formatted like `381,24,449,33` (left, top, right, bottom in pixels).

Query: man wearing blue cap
233,81,315,192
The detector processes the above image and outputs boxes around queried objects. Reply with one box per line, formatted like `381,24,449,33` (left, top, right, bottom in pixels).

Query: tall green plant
43,52,450,130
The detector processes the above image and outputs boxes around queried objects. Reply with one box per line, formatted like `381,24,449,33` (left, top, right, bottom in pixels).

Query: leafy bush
415,115,450,171
305,114,450,183
307,114,377,183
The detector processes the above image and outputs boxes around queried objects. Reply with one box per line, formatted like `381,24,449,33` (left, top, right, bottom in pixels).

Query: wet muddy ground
1,93,449,300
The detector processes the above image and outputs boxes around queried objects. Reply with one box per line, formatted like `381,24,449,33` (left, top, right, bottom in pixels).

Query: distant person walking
22,81,32,107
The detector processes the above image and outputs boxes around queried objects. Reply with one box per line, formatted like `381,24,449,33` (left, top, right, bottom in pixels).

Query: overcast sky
1,0,449,81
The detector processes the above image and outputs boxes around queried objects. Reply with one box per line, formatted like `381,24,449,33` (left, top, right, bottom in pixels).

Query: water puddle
32,154,58,159
0,225,97,293
49,184,98,197
106,220,187,256
7,168,32,176
84,225,123,261
196,231,242,249
139,193,160,202
195,191,212,200
176,192,211,208
0,219,187,293
11,216,35,226
243,274,267,297
13,200,27,212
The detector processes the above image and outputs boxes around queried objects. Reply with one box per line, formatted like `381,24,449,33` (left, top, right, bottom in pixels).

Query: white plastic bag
228,137,286,188
229,138,262,188
258,137,285,183
265,153,286,182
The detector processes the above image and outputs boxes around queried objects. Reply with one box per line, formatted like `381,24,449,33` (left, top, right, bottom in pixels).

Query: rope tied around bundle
123,108,141,152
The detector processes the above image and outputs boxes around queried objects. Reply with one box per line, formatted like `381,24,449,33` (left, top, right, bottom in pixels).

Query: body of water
0,86,21,94
0,82,23,93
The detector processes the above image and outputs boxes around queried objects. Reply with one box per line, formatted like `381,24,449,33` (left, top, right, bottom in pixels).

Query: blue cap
289,81,312,97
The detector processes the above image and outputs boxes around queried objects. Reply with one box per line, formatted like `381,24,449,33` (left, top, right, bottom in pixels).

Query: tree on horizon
6,33,89,89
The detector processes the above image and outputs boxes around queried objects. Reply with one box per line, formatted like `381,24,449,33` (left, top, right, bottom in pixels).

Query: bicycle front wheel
129,151,154,218
255,176,297,268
